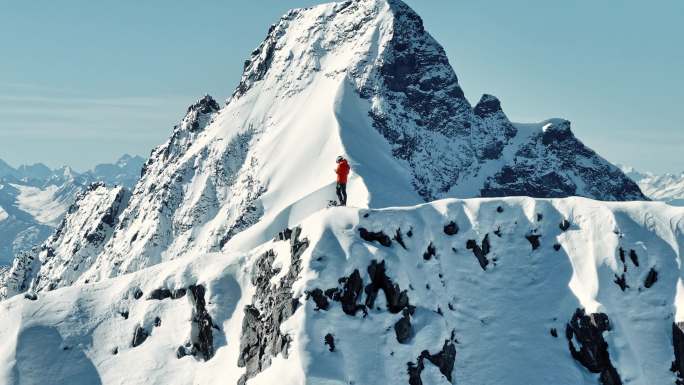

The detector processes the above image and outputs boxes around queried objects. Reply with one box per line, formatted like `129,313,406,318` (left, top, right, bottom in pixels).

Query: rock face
237,227,308,384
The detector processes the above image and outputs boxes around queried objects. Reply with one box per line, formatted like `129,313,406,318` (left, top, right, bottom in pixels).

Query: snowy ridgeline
0,198,682,385
621,166,684,206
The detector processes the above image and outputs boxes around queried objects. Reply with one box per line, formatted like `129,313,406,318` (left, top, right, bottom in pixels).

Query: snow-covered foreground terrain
0,197,682,385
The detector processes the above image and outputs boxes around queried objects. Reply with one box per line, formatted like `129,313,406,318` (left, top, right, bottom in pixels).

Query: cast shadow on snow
12,326,102,385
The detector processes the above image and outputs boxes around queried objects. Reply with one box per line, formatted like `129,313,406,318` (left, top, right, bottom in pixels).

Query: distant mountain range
620,165,684,206
0,155,144,265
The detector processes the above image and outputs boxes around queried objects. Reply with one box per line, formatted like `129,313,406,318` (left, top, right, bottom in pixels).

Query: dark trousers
336,183,347,206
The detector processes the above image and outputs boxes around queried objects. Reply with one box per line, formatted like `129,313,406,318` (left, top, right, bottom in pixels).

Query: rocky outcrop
466,234,490,270
188,285,215,361
565,309,622,385
407,335,457,385
359,228,392,247
237,227,308,384
672,322,684,384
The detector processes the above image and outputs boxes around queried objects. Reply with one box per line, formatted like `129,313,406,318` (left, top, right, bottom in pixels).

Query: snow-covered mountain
0,0,670,384
0,155,144,265
621,166,684,206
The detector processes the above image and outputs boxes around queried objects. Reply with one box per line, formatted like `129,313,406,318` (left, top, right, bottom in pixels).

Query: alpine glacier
0,0,676,384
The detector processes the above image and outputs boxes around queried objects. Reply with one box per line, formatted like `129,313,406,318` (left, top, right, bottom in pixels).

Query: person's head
336,155,344,163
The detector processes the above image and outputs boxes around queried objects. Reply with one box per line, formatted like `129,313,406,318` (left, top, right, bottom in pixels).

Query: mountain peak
473,94,503,118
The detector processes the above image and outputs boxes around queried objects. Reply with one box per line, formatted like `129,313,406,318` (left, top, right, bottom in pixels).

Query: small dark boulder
394,309,413,344
644,268,658,289
629,249,639,267
133,288,144,300
423,242,436,261
525,234,541,250
131,326,149,347
559,219,571,232
324,333,335,352
443,221,459,236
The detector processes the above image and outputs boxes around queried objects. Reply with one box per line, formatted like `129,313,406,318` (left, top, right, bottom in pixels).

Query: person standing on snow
335,156,350,206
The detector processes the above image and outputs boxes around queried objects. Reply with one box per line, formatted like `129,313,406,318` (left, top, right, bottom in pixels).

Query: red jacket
336,159,350,184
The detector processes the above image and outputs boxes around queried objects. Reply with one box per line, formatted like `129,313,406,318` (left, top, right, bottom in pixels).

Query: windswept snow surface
0,198,682,385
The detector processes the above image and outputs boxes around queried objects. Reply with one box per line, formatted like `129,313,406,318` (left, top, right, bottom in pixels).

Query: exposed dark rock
147,288,172,300
324,333,335,352
550,328,558,338
423,242,436,261
359,228,392,247
553,244,562,251
305,288,329,311
494,226,502,237
176,343,197,359
394,228,408,250
189,284,215,361
131,326,149,347
566,308,622,385
133,288,143,300
120,310,129,319
466,234,490,270
443,221,459,236
365,260,411,314
525,233,541,250
560,219,571,231
277,228,293,241
672,322,684,384
497,206,504,213
618,248,626,265
644,268,658,289
537,213,543,221
407,338,457,385
339,270,366,316
628,249,639,267
154,317,162,327
111,347,118,355
23,293,37,301
237,227,308,383
172,288,187,299
614,274,629,291
394,309,413,344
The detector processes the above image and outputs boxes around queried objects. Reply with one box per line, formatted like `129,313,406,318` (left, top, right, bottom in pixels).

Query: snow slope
0,197,682,385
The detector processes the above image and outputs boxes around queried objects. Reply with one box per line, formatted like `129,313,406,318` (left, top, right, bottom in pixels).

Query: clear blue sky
1,0,682,173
